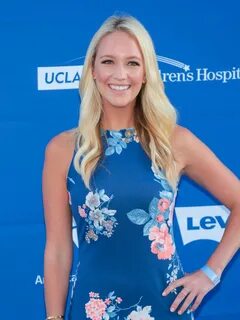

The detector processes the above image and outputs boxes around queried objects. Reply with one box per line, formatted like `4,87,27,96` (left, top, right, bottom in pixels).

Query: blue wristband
200,265,221,286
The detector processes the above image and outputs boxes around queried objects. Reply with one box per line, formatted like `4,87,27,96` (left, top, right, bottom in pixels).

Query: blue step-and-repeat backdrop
0,1,239,320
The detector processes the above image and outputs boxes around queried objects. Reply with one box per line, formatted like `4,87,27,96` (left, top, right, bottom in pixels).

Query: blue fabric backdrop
0,1,239,319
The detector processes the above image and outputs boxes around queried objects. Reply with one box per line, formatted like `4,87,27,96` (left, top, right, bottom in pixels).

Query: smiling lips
109,84,131,91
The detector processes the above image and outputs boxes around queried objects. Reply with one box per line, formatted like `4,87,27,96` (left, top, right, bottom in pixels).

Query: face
92,31,145,110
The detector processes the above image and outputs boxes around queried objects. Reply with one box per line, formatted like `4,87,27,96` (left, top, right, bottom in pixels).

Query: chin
108,98,136,108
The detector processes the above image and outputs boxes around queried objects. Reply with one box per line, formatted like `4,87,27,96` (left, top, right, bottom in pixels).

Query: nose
113,63,127,80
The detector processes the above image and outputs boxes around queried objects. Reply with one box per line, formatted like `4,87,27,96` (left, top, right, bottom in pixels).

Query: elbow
44,242,73,271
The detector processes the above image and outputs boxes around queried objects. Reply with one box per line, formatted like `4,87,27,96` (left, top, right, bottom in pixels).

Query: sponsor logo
35,275,44,285
37,55,240,90
35,274,77,286
37,66,83,90
175,205,229,245
157,56,240,84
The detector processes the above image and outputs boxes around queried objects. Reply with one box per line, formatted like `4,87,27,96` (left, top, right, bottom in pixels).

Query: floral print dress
66,127,194,320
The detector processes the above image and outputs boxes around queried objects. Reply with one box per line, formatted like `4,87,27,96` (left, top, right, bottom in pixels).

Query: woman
42,15,240,320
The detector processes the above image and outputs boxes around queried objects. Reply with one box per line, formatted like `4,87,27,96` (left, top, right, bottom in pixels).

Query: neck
100,103,136,131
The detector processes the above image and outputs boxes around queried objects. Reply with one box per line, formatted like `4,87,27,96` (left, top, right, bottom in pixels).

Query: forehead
95,31,143,58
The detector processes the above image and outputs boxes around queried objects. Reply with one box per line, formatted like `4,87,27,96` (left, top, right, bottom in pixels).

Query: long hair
73,14,179,191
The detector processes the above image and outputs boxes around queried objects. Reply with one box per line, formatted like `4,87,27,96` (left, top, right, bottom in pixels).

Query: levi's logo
175,205,229,245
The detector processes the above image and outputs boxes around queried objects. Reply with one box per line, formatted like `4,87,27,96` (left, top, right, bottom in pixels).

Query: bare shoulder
44,128,77,176
46,128,77,149
171,124,192,148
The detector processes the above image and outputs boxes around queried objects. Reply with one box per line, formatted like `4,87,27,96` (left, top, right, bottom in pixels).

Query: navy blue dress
66,127,194,320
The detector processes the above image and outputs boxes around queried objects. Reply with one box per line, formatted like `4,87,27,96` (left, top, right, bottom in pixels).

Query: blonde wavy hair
73,14,179,191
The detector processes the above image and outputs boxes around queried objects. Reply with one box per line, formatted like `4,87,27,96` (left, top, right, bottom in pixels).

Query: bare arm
164,125,240,314
42,131,75,317
179,126,240,274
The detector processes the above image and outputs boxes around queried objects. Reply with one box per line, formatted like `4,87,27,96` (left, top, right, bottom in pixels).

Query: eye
128,61,140,66
101,59,113,64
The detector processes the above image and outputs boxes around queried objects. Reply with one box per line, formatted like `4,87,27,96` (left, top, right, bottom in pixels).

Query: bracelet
200,264,221,286
46,316,64,320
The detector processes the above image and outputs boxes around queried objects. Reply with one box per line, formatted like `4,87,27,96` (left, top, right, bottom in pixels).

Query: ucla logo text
38,66,83,90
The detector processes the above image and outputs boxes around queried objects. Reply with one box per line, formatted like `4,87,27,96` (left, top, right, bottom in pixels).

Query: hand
162,269,216,315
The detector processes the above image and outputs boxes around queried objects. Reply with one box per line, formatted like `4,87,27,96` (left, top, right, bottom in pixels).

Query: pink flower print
82,189,117,243
78,206,87,218
156,214,164,223
104,298,111,305
149,225,175,260
85,229,98,243
116,297,123,304
148,226,162,241
158,198,171,212
102,220,114,232
89,292,99,298
85,298,107,320
89,209,104,229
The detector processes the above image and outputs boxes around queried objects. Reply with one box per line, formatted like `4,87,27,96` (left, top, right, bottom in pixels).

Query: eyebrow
99,55,142,61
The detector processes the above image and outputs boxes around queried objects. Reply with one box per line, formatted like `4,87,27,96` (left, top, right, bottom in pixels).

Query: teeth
109,85,130,91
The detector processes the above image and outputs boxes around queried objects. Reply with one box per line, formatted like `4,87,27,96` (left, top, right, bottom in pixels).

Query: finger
177,292,196,315
190,293,205,312
162,278,185,296
170,288,190,312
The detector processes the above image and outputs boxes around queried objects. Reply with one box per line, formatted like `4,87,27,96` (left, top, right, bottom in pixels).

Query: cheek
94,66,111,82
132,70,145,84
94,73,109,95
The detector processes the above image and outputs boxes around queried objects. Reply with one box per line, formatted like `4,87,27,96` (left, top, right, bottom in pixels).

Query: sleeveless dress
66,127,194,320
